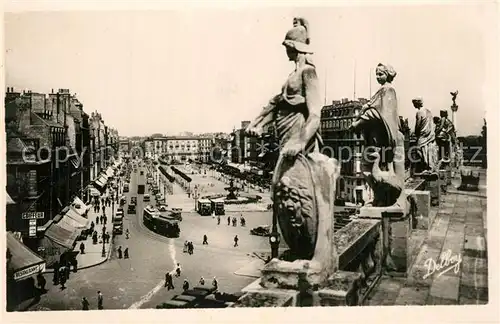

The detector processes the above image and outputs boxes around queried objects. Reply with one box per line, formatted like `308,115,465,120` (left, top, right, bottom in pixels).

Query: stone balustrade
233,178,435,308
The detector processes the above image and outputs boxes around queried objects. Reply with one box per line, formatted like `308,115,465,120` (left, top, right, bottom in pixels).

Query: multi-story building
119,137,131,154
143,137,154,159
230,121,259,165
4,88,85,248
163,136,200,163
321,98,368,203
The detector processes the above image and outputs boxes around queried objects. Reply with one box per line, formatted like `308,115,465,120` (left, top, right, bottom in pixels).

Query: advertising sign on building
22,212,45,220
28,219,37,237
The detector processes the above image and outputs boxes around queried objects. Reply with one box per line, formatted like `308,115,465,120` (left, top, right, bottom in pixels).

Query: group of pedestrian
52,260,77,290
183,241,194,254
165,263,219,293
98,214,108,226
116,246,129,259
226,215,245,227
81,291,103,310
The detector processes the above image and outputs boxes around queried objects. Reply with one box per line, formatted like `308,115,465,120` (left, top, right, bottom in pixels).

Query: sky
4,3,496,137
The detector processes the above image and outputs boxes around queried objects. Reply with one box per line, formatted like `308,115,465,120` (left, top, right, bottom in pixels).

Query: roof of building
32,112,64,128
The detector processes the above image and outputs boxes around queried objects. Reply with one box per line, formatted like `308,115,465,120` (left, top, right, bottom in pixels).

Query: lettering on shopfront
14,264,45,281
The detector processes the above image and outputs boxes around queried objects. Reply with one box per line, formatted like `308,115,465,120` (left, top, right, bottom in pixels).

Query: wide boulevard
25,164,275,311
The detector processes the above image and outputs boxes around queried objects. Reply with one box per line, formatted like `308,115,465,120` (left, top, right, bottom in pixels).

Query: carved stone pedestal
382,211,411,276
232,290,298,308
312,271,363,306
414,172,440,207
260,259,326,291
405,189,432,231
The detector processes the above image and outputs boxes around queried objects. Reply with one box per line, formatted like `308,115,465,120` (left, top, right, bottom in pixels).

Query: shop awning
105,167,114,177
95,176,107,188
7,232,46,281
63,206,89,228
72,196,91,214
6,191,15,205
44,219,79,249
89,186,101,196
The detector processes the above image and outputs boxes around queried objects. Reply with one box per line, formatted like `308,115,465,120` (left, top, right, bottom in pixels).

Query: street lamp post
269,201,280,259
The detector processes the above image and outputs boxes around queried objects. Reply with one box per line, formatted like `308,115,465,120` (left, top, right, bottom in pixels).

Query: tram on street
197,199,212,216
143,206,180,237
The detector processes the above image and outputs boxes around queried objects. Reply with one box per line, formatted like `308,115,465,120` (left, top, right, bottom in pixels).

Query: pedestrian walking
217,215,221,225
80,242,85,254
183,279,190,291
73,259,78,272
52,261,59,284
126,229,130,239
227,216,230,226
104,215,108,225
124,247,129,259
212,277,218,290
90,221,95,230
183,241,188,253
175,263,181,277
96,216,99,225
232,217,237,227
37,272,46,292
97,291,104,310
189,241,194,255
199,277,205,285
59,267,67,289
117,246,123,259
101,205,105,214
203,234,208,245
234,235,239,247
100,215,104,224
82,297,90,310
65,262,71,279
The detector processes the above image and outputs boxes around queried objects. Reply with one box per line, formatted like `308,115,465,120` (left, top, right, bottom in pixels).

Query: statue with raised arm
246,18,339,273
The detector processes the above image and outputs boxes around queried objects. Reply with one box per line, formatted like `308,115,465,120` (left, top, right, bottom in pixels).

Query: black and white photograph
1,0,498,322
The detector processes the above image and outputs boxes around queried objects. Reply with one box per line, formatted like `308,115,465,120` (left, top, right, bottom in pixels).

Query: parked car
250,225,271,237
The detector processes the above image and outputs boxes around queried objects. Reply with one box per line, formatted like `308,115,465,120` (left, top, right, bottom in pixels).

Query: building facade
4,88,91,248
321,98,368,203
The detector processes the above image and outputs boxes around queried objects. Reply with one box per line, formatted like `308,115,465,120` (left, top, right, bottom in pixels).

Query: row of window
321,107,359,118
321,118,354,130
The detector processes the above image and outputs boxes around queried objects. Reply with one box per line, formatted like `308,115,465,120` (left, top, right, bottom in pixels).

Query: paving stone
439,208,453,215
459,285,488,301
465,225,484,237
428,216,450,238
427,296,458,305
464,235,487,258
461,256,488,275
394,287,429,305
406,265,434,287
461,273,488,289
429,275,460,301
365,278,403,306
459,297,488,305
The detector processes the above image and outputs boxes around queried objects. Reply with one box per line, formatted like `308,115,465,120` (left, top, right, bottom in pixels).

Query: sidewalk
43,198,119,273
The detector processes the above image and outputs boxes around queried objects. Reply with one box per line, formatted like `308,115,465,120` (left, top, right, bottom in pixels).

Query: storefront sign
22,212,45,220
28,219,37,237
14,263,45,281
